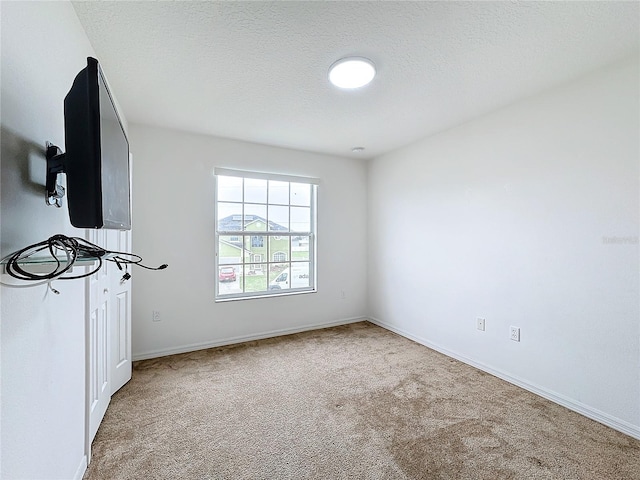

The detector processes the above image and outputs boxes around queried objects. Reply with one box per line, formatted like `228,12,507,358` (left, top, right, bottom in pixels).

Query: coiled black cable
1,234,167,289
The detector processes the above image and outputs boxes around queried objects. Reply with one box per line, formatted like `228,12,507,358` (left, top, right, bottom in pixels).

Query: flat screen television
46,57,131,230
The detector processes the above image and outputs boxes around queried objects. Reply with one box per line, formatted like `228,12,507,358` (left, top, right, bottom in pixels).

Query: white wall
368,57,640,438
129,125,368,359
1,2,97,479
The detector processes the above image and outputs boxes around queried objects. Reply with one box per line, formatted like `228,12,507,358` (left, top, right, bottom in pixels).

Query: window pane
244,265,267,293
268,263,289,290
244,178,267,204
269,236,290,262
217,176,242,202
290,183,311,206
269,180,289,205
292,236,310,260
218,236,243,264
218,265,241,295
268,205,289,231
289,262,311,289
291,207,310,232
218,203,242,231
244,204,267,231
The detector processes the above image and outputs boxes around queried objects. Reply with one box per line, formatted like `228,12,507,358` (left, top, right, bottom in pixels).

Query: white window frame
214,168,318,301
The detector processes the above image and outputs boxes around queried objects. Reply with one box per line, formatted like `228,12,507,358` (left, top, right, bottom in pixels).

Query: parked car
218,266,236,282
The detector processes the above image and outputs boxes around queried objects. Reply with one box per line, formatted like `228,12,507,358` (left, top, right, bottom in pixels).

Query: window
251,236,264,248
215,168,318,300
273,251,287,262
250,254,263,272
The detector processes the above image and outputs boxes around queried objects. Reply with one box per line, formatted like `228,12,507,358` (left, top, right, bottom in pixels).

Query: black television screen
46,57,131,230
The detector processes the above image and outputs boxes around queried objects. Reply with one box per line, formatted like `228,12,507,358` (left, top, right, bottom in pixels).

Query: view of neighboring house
218,214,306,273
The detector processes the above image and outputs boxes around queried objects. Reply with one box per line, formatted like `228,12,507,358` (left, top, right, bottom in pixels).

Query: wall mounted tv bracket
45,141,66,208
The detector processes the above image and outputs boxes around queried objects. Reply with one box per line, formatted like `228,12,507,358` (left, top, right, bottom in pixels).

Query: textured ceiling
72,1,639,160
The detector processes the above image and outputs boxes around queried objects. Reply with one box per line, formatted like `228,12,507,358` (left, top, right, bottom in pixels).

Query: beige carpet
84,322,639,479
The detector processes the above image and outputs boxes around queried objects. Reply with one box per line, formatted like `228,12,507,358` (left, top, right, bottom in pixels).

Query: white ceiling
72,1,639,160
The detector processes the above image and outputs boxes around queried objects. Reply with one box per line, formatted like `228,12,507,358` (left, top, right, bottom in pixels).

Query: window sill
215,288,317,303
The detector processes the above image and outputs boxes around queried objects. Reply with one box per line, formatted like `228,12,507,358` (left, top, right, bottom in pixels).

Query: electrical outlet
510,326,520,342
476,318,486,331
152,310,161,322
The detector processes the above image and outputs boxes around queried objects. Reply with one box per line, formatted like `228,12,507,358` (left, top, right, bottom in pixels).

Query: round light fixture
351,147,365,153
329,57,376,89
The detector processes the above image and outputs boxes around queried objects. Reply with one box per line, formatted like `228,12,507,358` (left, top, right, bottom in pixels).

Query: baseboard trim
367,316,640,441
133,316,367,361
73,455,87,480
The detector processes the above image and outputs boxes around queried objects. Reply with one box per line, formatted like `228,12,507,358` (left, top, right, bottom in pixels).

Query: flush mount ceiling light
328,57,376,89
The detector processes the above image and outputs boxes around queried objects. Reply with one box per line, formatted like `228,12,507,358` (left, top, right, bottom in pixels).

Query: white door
87,229,111,443
86,228,132,444
110,228,132,394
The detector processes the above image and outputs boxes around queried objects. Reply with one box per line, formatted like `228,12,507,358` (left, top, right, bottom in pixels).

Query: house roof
218,215,288,233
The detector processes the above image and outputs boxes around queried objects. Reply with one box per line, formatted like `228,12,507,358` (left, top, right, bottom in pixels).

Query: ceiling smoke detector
329,57,376,89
